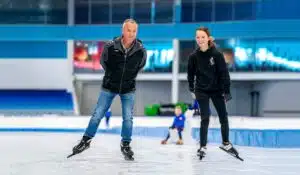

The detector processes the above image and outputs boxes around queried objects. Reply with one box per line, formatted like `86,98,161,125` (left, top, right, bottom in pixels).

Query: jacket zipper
119,53,127,93
118,45,142,93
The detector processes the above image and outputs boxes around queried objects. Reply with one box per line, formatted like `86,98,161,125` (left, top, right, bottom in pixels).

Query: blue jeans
84,89,135,142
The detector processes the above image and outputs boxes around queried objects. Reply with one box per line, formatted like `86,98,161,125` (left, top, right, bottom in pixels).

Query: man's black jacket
100,37,147,94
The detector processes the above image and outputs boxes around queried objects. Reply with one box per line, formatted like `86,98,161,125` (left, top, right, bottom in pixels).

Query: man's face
122,22,138,44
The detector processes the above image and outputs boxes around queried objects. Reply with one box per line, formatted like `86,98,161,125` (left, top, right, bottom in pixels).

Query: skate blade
67,152,76,158
67,146,90,159
219,147,244,161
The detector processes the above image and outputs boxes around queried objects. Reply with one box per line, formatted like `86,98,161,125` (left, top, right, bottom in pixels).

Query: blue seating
0,90,74,116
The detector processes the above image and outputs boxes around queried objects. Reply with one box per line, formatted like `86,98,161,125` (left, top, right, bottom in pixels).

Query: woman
187,27,239,160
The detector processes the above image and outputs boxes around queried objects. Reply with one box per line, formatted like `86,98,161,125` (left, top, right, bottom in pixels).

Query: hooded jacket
187,46,230,94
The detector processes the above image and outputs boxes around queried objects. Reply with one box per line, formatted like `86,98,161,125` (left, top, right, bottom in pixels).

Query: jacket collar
113,36,144,56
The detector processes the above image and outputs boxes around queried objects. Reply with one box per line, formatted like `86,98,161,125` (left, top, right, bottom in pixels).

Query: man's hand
191,92,196,99
223,93,232,102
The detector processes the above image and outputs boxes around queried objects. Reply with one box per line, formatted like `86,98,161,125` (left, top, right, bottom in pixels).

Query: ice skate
176,139,184,145
121,141,134,161
197,146,207,160
219,142,244,161
67,136,91,158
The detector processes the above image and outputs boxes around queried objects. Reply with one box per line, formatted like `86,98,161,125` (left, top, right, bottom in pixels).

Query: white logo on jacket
209,57,215,66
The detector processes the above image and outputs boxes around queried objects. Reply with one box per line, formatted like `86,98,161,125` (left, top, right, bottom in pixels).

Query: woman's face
196,30,209,48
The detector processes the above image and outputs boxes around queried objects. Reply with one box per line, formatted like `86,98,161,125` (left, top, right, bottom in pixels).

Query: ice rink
2,132,300,175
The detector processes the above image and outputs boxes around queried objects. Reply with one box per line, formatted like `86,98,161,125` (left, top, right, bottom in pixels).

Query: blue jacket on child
171,114,186,129
193,99,199,109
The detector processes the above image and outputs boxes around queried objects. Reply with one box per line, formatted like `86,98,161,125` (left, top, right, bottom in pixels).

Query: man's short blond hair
122,19,138,29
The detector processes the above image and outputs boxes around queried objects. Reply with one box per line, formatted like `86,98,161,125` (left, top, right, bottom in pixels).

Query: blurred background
0,0,299,119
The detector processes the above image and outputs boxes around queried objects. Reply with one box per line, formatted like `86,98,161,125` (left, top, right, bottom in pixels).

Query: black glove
223,93,232,102
189,88,195,99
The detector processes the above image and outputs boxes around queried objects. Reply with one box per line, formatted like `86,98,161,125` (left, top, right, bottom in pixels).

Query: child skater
161,106,186,145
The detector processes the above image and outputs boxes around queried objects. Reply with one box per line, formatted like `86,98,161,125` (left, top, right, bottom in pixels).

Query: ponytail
208,36,215,48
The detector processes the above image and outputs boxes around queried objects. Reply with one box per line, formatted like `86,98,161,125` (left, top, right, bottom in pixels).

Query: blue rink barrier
0,126,300,148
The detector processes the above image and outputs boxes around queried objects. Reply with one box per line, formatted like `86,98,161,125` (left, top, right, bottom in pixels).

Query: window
181,0,193,22
155,0,173,23
194,0,213,22
91,0,109,24
234,0,255,20
75,0,89,24
215,0,233,21
0,0,67,24
111,0,130,24
134,0,151,23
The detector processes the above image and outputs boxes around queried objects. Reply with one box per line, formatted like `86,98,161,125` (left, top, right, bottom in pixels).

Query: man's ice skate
176,139,183,145
219,142,244,161
197,147,207,160
67,136,91,158
120,141,134,161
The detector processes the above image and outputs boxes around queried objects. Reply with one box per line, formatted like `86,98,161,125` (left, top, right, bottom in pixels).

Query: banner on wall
216,38,300,72
73,40,174,73
73,41,104,73
180,38,300,72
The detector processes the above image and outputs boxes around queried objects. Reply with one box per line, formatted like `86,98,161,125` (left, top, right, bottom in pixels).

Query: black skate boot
120,141,134,161
219,142,244,161
197,146,207,160
67,136,91,158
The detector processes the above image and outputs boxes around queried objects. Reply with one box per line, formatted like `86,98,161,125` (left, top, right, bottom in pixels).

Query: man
70,19,146,160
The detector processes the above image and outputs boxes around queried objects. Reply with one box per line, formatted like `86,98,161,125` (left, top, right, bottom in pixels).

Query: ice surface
1,133,300,175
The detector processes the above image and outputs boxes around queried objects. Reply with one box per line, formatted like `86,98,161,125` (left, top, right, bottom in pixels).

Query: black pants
165,127,183,140
195,91,229,147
